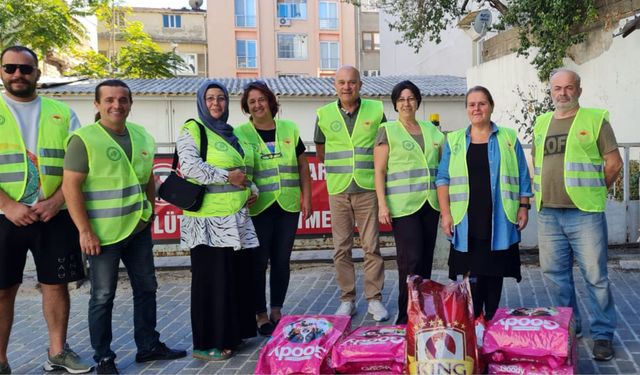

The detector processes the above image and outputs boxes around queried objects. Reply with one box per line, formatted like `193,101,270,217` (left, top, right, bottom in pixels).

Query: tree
349,0,597,81
0,0,89,74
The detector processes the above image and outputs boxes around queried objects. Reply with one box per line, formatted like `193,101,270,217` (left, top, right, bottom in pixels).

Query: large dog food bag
331,325,407,373
255,315,351,375
406,275,481,375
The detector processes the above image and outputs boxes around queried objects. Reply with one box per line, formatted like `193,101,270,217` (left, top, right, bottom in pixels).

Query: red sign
151,153,391,243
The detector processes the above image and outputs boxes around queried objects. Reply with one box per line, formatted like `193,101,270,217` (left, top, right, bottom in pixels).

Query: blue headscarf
196,80,244,156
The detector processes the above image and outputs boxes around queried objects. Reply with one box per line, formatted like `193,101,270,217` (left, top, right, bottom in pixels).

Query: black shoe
593,339,614,361
135,342,187,363
96,358,118,374
257,321,275,336
0,361,10,375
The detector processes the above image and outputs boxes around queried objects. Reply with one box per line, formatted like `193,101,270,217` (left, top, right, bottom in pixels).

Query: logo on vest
577,129,593,143
452,143,462,155
330,121,342,132
283,138,292,145
0,114,4,125
106,146,122,161
363,120,372,128
51,114,63,124
141,150,150,159
403,140,415,151
215,142,229,151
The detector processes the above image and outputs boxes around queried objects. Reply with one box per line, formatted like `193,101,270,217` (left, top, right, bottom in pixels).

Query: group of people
0,42,622,375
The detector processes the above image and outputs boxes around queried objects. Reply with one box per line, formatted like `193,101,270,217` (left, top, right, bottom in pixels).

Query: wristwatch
519,203,531,209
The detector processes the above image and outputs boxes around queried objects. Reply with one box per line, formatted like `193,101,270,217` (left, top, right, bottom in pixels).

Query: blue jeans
88,226,161,362
537,208,616,340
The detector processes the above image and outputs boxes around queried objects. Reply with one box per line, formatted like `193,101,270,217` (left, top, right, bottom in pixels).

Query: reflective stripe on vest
182,120,252,217
235,119,301,215
447,126,520,225
0,96,71,200
532,108,608,212
74,122,155,245
317,99,383,194
383,120,444,217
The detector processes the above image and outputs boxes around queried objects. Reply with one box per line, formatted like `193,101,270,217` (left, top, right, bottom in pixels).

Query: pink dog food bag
488,362,575,375
331,325,407,374
255,315,351,375
483,307,576,369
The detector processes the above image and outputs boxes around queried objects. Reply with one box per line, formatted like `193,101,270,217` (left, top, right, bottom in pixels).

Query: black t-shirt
256,128,306,157
467,143,492,240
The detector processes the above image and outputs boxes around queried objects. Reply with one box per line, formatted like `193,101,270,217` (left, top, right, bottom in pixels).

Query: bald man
532,68,622,361
314,66,388,321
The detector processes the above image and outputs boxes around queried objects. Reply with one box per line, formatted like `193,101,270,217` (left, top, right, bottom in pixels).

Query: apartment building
208,0,357,78
357,0,380,77
97,6,208,76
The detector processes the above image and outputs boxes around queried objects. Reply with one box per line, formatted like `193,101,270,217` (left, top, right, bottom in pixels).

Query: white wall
467,26,640,142
379,9,472,76
47,94,467,145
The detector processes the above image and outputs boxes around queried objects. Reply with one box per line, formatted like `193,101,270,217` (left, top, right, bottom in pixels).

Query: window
176,53,197,76
277,34,307,59
114,11,126,27
362,32,380,51
278,74,307,78
277,0,307,19
319,2,338,29
234,0,256,27
320,41,339,70
163,14,182,28
362,70,379,77
236,40,257,68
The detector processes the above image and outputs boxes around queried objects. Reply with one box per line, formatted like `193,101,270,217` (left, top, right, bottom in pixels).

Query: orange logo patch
363,120,372,127
579,130,588,136
283,138,291,145
51,114,63,123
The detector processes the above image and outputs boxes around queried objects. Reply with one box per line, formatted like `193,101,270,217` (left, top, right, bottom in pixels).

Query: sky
122,0,207,9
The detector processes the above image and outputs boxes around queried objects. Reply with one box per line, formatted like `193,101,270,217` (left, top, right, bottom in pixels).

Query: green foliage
69,50,111,77
509,85,554,143
345,0,598,81
0,0,87,61
498,0,598,81
612,160,639,201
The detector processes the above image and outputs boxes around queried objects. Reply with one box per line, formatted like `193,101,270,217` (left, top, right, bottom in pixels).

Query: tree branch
487,0,508,14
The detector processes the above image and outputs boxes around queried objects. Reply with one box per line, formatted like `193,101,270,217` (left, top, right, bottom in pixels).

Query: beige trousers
328,191,384,302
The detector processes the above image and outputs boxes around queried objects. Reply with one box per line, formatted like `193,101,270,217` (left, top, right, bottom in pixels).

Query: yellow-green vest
73,122,155,246
235,119,301,216
383,120,444,217
181,120,253,217
0,96,71,201
532,108,608,212
447,126,520,225
317,99,384,195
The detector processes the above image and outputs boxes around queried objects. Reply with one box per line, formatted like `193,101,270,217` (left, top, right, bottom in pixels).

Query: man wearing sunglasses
0,46,92,374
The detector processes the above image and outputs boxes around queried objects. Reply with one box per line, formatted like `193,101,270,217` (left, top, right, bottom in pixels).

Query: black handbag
158,121,207,211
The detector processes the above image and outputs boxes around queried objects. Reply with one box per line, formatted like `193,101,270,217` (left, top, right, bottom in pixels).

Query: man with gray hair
532,68,622,361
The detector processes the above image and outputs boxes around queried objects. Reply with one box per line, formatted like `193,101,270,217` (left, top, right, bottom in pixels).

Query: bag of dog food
406,275,481,374
254,315,351,375
487,362,575,375
331,325,406,373
483,307,575,369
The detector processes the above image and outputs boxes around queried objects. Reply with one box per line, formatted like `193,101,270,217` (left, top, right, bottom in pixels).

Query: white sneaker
368,300,389,322
335,301,356,316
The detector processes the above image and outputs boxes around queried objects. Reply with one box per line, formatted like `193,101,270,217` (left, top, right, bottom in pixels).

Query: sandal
257,321,275,336
192,348,233,361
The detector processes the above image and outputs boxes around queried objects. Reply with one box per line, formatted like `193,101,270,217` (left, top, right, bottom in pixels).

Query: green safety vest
383,120,444,217
0,96,71,200
182,119,253,217
235,119,301,216
532,107,608,212
447,126,520,225
317,99,384,195
73,122,155,246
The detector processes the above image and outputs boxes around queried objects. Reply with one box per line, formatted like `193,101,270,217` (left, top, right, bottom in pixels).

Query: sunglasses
2,64,36,75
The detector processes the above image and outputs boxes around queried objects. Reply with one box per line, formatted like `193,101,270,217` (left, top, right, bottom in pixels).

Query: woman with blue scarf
176,80,259,361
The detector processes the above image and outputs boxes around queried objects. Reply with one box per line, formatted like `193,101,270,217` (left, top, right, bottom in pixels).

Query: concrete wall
379,9,472,76
467,25,640,143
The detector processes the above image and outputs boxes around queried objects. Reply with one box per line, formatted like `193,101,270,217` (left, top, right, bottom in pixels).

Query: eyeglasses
205,95,226,103
260,152,282,160
2,64,36,75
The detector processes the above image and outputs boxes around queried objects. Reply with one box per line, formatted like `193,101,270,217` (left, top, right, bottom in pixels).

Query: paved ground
7,254,640,374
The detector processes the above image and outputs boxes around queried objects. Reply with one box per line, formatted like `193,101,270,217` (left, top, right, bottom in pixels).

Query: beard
5,79,37,98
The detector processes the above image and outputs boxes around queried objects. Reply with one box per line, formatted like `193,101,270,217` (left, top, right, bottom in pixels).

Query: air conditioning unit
279,17,292,27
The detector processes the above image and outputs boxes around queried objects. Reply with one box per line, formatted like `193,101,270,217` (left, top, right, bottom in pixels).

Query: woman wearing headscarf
373,80,444,324
176,80,258,361
436,86,532,320
235,81,312,336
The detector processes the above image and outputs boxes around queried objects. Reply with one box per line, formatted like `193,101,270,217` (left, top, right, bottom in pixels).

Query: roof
38,75,466,98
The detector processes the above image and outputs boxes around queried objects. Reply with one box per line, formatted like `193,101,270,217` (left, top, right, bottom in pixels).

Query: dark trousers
88,227,160,362
392,203,439,324
470,275,504,320
251,203,300,314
